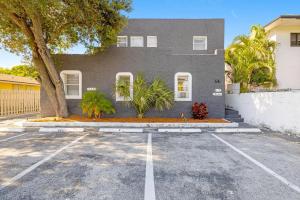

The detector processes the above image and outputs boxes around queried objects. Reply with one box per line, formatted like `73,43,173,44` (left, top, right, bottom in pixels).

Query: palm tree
225,25,276,92
116,74,174,118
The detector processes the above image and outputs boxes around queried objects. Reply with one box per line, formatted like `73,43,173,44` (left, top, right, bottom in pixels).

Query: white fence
0,90,40,117
226,91,300,134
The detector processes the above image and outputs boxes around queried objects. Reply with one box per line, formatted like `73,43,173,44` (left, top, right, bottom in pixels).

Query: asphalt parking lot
0,130,300,200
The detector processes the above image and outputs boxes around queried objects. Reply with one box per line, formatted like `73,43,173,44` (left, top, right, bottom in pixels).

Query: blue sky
1,0,299,68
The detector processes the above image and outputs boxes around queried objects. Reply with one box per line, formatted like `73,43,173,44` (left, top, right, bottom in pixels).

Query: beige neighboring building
0,74,40,91
265,15,300,90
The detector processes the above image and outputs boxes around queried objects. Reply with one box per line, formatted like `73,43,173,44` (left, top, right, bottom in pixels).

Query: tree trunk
37,48,69,117
32,51,62,117
30,14,69,117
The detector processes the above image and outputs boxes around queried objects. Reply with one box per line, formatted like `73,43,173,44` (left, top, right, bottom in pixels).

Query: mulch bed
31,115,229,123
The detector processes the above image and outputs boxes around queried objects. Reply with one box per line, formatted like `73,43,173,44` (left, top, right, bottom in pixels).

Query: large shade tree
0,0,131,117
225,25,276,92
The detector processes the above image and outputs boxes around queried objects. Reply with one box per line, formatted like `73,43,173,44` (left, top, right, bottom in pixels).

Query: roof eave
265,15,300,31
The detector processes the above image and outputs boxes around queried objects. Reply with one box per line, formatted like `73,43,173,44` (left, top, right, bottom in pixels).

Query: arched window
116,72,133,101
60,70,82,99
174,72,192,101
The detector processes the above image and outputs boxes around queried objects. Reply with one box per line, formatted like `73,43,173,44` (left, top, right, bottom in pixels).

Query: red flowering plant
192,102,208,119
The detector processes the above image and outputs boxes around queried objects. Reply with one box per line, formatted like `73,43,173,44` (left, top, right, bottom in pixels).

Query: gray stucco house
41,19,225,118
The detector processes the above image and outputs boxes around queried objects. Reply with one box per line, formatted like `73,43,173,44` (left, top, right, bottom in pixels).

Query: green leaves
80,91,115,118
0,65,39,79
0,0,131,55
225,25,276,91
149,78,174,111
115,73,174,118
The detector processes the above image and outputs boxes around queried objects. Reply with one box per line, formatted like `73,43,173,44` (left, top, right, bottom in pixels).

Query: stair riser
226,118,244,123
225,114,241,118
225,110,239,115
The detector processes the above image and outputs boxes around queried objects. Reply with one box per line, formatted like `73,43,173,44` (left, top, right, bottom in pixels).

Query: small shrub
192,102,208,119
80,91,115,118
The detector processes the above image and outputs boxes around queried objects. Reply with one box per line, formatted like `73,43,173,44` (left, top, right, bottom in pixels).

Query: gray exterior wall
41,19,225,118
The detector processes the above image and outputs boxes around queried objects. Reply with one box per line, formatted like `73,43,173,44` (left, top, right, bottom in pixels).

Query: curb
23,122,239,128
215,128,261,133
158,128,202,133
39,128,85,133
99,128,144,133
0,127,25,132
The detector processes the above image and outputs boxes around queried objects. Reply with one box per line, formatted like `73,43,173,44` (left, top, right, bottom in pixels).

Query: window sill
175,98,192,102
66,96,82,100
116,97,132,102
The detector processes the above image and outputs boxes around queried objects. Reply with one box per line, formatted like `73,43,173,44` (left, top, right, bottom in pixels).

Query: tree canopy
225,25,276,92
0,0,131,117
0,65,39,79
0,0,131,55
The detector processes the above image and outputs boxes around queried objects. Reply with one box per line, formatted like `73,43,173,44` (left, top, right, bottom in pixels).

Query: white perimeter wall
226,92,300,134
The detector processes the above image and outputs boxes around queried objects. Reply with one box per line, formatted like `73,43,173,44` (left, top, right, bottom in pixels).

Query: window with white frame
147,36,157,47
60,70,82,99
193,36,207,50
174,72,192,101
130,36,144,47
117,36,128,47
116,72,133,101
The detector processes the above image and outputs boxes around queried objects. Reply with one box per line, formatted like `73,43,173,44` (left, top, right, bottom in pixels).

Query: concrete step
226,118,244,123
225,109,239,115
225,114,241,118
238,122,258,128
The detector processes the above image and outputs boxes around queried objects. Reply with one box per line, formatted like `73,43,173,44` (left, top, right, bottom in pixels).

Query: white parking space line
0,133,89,191
211,134,300,194
0,133,27,142
144,133,156,200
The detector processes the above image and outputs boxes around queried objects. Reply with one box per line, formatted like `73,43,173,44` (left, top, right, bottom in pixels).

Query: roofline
0,80,40,86
264,15,300,29
128,18,224,21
